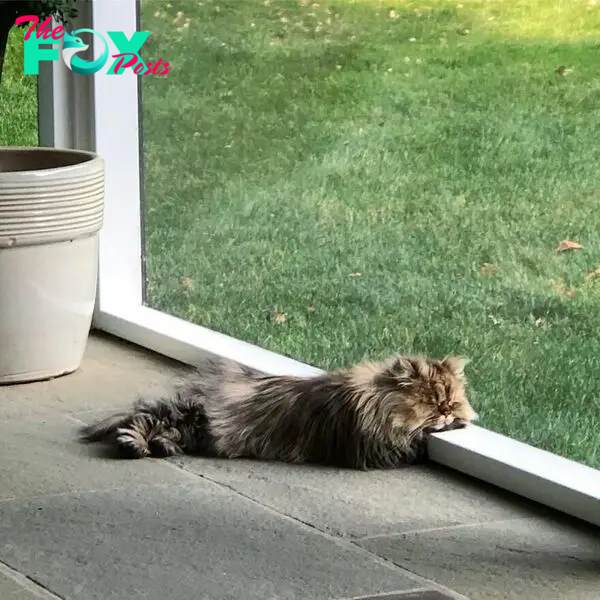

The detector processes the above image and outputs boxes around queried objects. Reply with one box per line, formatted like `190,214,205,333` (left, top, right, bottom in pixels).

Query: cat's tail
79,412,130,444
79,356,258,460
79,408,183,459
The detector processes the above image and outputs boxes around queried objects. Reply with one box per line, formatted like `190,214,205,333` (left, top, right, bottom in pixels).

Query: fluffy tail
79,356,262,460
79,413,130,444
79,404,184,459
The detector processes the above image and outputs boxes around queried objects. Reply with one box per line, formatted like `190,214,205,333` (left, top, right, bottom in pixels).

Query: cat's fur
79,354,477,470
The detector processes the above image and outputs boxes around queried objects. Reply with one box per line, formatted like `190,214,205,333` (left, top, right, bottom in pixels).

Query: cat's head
362,354,478,436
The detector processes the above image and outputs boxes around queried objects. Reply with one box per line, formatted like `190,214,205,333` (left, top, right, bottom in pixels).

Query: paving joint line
0,558,65,600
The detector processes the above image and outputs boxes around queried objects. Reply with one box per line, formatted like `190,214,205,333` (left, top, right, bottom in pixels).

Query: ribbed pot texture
0,147,105,384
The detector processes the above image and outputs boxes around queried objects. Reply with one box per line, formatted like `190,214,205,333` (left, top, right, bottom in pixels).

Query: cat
79,353,477,470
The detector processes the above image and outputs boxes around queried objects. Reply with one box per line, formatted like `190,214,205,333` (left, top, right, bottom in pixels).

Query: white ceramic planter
0,147,104,384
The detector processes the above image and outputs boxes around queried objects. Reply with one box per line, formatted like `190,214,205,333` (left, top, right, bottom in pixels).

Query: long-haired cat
79,354,477,470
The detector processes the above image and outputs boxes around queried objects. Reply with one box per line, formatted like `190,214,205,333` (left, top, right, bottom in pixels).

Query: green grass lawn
2,1,599,468
140,0,600,468
0,28,37,146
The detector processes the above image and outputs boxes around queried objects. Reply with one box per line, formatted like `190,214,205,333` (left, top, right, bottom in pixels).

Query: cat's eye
438,401,452,416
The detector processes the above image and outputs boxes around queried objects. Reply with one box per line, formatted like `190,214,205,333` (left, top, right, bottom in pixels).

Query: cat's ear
393,356,418,376
442,356,470,378
393,356,434,382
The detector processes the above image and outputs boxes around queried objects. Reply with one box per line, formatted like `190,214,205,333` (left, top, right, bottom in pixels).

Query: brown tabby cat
79,354,477,470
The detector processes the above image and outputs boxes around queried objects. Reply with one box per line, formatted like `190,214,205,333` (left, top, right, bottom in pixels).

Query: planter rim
0,146,104,247
0,146,101,181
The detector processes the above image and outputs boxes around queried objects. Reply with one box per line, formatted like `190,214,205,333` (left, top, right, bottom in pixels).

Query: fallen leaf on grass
556,240,584,252
480,263,500,276
586,266,600,281
550,279,576,297
180,276,194,291
556,65,573,76
273,312,287,324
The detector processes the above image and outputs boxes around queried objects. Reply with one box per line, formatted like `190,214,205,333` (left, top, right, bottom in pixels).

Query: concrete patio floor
0,332,598,600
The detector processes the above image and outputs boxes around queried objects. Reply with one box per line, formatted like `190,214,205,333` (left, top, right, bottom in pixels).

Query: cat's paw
148,435,183,458
423,419,469,435
116,427,151,459
443,418,469,431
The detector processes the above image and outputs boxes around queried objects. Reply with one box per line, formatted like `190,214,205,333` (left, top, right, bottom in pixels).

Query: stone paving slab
0,482,429,600
357,516,600,600
3,333,598,600
170,455,543,539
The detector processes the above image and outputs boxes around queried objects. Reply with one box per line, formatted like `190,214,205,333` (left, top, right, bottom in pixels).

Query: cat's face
378,355,478,435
